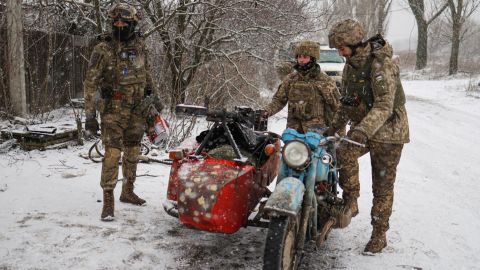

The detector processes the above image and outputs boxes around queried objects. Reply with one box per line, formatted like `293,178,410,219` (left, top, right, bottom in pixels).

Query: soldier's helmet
107,3,139,22
328,19,364,48
294,40,320,60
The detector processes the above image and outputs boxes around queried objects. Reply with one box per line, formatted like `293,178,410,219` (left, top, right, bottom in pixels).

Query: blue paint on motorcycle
281,128,322,150
264,177,305,217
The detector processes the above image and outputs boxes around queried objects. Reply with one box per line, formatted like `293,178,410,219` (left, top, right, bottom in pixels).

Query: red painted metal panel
165,139,281,233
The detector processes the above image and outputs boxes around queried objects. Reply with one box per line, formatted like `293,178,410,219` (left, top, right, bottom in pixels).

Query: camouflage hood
348,35,392,68
368,34,393,61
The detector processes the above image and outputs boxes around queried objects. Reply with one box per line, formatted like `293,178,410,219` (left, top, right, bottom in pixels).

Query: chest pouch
288,81,318,120
117,48,146,85
346,65,374,109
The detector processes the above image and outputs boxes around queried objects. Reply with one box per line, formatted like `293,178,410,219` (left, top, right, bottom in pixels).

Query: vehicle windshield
319,50,345,63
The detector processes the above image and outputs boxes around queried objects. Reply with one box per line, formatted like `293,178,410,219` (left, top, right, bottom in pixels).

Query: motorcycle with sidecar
162,105,362,269
163,105,282,233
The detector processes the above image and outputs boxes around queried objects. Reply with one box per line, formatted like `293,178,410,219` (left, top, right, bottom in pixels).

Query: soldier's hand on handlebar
347,129,367,145
323,127,338,137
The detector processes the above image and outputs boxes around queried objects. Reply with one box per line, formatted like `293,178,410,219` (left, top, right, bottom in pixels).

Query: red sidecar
163,106,281,234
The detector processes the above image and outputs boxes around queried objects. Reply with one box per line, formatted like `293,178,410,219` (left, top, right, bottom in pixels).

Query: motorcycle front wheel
263,216,299,270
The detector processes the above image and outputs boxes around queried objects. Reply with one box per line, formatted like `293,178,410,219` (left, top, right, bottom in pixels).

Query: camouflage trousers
100,106,145,191
336,142,404,233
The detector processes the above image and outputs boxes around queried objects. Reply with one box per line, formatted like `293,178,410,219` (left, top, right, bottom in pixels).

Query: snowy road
1,78,479,269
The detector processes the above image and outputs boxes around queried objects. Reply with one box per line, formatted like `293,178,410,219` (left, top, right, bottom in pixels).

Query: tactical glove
347,129,367,145
153,95,164,113
144,90,164,114
323,127,338,137
85,117,100,136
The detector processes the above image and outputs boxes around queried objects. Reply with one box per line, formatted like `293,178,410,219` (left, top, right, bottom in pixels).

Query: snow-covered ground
1,77,479,269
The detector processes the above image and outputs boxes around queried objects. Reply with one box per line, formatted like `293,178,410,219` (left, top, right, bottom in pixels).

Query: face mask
112,21,136,41
295,60,316,71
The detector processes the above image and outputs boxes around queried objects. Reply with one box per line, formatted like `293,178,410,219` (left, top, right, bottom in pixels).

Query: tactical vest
288,81,319,120
102,38,148,94
287,80,322,121
345,56,405,111
99,40,149,113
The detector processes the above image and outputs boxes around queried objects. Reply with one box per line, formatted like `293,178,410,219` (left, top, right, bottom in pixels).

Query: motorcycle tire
263,216,299,270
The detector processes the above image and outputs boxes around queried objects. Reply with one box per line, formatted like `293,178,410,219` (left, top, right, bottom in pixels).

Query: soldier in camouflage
83,3,163,221
326,19,410,253
264,41,340,133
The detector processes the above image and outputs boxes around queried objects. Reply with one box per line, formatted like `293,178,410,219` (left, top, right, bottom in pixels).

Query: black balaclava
294,58,317,76
112,20,136,42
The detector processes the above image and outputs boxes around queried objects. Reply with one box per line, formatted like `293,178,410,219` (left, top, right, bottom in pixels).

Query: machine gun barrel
205,110,243,122
175,104,267,131
175,104,208,116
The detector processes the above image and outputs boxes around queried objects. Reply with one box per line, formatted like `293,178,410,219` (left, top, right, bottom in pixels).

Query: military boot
345,199,359,217
343,193,359,217
364,228,387,253
101,190,115,221
120,181,146,205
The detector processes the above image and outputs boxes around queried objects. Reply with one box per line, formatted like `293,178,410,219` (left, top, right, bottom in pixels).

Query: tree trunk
7,0,27,116
93,0,102,34
416,20,428,70
377,0,391,35
408,0,449,71
449,22,461,75
170,77,187,112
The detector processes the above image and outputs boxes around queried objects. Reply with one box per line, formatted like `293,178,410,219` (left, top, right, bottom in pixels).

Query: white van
318,45,345,87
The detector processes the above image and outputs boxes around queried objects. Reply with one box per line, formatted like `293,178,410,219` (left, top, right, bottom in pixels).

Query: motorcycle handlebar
321,134,366,148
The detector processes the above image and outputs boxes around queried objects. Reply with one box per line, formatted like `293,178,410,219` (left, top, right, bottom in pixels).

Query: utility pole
7,0,27,116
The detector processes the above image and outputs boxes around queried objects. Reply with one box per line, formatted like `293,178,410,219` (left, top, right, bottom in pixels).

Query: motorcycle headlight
282,140,310,169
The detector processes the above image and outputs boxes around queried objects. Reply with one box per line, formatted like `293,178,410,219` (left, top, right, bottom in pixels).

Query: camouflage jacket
83,34,157,118
264,64,340,130
331,40,410,144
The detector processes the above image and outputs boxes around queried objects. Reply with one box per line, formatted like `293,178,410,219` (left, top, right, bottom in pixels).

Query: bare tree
376,0,392,35
7,0,27,116
447,0,480,75
141,0,314,111
408,0,449,70
0,0,103,115
331,0,393,37
0,0,324,118
93,0,102,34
